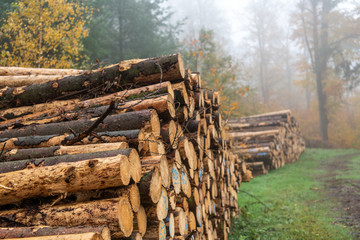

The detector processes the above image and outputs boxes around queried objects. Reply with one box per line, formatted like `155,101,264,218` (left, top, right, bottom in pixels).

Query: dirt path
319,152,360,239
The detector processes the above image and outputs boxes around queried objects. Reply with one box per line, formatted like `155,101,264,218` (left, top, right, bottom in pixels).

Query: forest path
318,152,360,239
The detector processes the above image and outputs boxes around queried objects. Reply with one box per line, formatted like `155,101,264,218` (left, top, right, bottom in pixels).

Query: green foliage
83,0,181,65
230,149,358,240
0,0,90,68
182,29,251,118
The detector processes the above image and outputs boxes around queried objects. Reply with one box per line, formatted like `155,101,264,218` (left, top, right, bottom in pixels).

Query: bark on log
0,109,160,139
71,184,140,213
140,155,170,188
143,220,166,240
0,94,174,129
0,82,173,122
172,82,189,106
0,154,131,205
3,232,104,240
0,54,185,109
133,206,147,237
2,142,128,162
0,129,144,152
0,66,87,76
0,75,72,88
0,226,110,240
0,148,140,181
139,168,162,204
0,197,134,238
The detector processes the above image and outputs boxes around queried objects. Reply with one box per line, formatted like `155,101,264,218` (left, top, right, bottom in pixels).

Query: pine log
133,206,147,237
0,66,87,76
172,82,190,106
0,154,131,206
175,105,189,123
0,109,160,139
0,75,72,88
139,168,162,204
2,142,128,162
71,184,140,213
156,187,169,220
0,53,185,109
171,162,182,194
0,226,110,240
160,120,179,149
0,94,175,129
246,162,268,176
3,232,104,240
180,168,192,198
0,129,144,152
0,197,134,238
228,110,291,124
0,81,173,123
141,155,170,188
143,220,166,240
123,232,143,240
0,149,141,181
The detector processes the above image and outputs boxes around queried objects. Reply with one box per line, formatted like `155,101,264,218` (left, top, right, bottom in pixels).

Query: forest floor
230,148,360,240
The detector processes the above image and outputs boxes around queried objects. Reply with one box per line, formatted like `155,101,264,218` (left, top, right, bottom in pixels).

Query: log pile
0,54,246,240
228,110,305,176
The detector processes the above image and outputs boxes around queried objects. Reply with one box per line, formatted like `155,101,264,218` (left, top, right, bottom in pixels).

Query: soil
319,152,360,239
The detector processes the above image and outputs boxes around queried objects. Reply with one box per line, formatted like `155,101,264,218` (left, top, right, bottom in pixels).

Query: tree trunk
0,66,87,76
0,129,144,152
0,109,160,139
0,155,131,205
3,232,104,240
2,142,128,161
0,197,134,238
0,81,173,122
0,54,185,109
0,226,110,240
0,148,140,178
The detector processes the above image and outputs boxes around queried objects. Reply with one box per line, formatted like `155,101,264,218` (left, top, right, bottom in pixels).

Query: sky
166,0,295,50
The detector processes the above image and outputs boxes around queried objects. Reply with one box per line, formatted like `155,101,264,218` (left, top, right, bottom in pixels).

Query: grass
230,148,360,240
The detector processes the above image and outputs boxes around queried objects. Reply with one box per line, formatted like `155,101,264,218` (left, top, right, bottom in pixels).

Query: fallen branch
65,101,115,146
238,189,271,210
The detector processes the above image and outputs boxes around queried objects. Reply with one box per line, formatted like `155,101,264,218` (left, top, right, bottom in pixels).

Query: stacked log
228,110,305,176
0,54,244,239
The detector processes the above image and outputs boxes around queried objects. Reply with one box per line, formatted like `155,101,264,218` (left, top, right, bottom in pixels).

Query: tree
293,0,360,141
83,0,180,65
182,28,250,118
245,0,286,104
0,0,90,68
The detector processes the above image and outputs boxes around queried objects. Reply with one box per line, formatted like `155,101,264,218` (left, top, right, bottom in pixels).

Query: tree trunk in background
311,0,329,141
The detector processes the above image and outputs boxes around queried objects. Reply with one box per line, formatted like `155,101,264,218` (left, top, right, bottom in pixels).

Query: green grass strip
230,148,359,240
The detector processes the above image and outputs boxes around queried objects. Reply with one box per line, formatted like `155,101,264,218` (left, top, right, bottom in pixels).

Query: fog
165,0,360,148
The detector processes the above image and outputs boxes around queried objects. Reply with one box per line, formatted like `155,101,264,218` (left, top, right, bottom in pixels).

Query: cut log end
129,184,141,213
117,196,134,237
156,187,169,220
129,149,142,183
136,206,147,236
150,110,160,138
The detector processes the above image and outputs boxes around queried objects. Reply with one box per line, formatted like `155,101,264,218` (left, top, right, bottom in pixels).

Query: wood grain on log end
117,196,134,237
135,206,147,237
156,187,168,220
128,149,142,183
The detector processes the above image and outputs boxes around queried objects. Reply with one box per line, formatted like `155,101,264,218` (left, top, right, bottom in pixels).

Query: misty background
0,0,359,148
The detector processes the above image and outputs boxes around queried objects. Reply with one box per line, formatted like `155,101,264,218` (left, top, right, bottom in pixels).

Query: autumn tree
0,0,90,68
293,0,360,141
83,0,180,64
182,28,250,118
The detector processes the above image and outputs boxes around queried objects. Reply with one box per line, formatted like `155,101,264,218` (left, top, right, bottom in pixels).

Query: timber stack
228,110,305,177
0,53,245,240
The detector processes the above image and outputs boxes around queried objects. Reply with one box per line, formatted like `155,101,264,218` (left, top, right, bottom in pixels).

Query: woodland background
0,0,360,149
